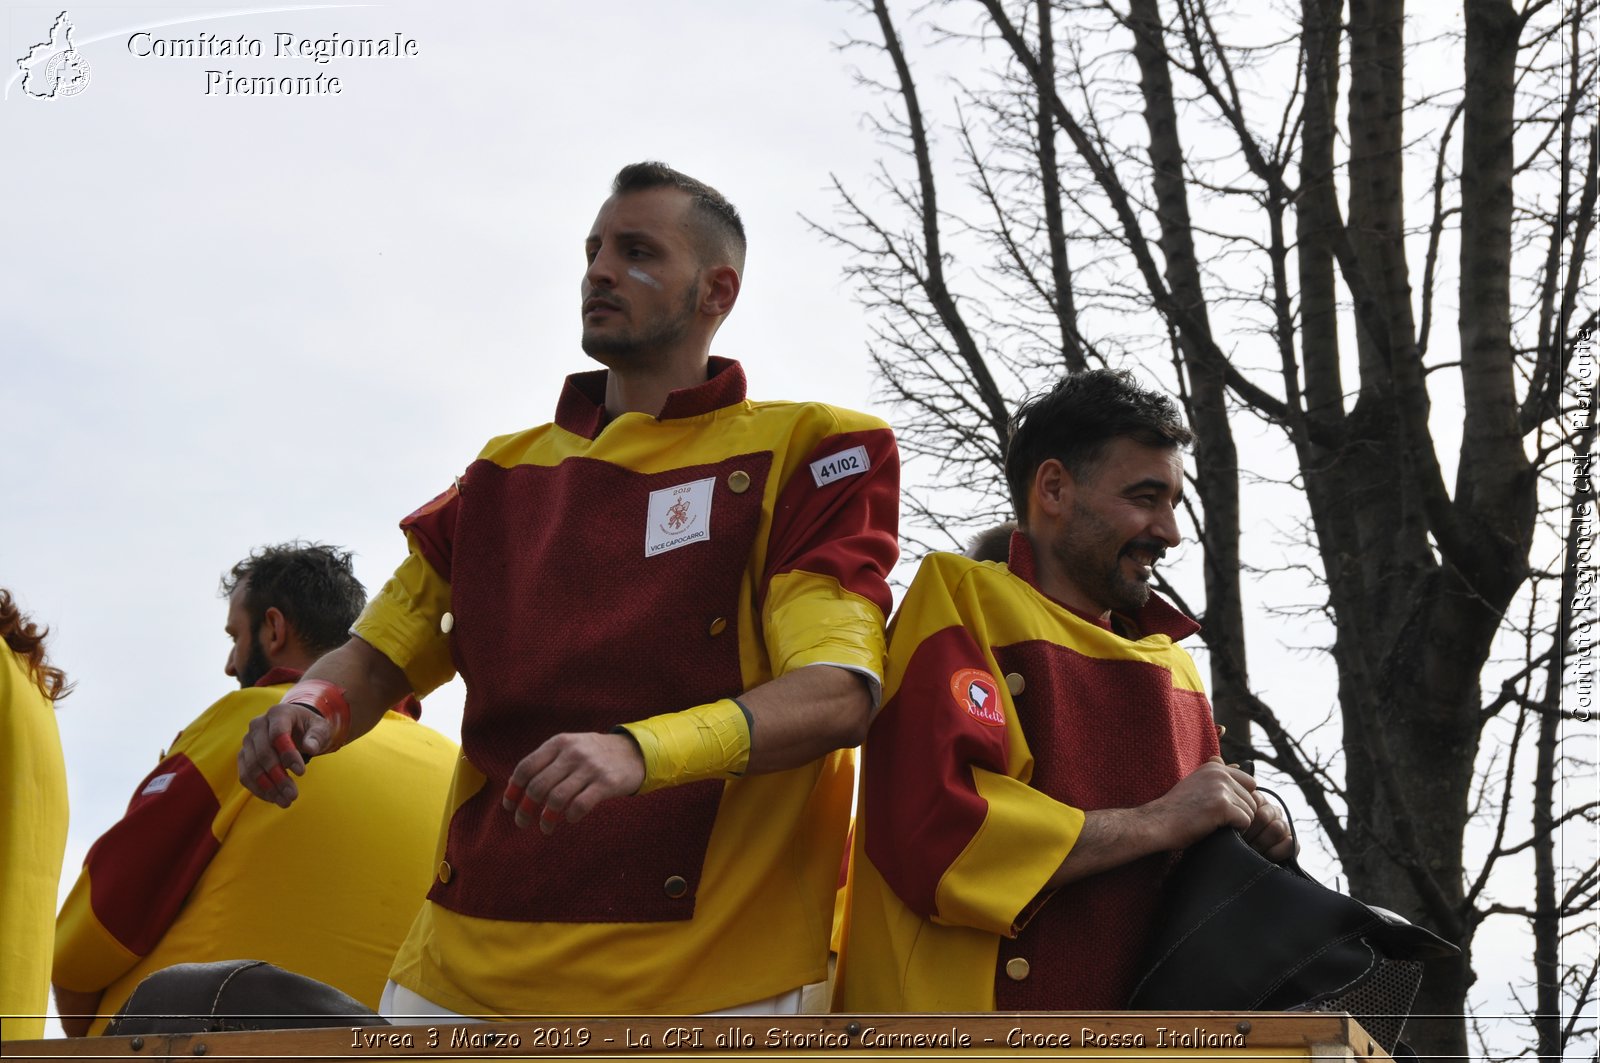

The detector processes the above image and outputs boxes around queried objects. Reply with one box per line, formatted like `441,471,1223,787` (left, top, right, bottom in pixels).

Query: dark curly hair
219,542,367,658
1004,369,1194,524
1,589,72,701
965,522,1017,564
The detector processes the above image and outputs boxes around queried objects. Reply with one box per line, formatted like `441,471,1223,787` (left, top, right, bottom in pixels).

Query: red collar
254,666,304,687
553,357,748,438
1006,530,1200,641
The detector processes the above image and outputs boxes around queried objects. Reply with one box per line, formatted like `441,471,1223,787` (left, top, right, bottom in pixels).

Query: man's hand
235,637,415,808
1143,757,1259,850
237,703,335,808
502,732,645,835
1241,790,1297,862
1048,759,1294,889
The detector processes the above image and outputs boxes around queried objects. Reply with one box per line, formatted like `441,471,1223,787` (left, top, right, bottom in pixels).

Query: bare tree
814,0,1597,1056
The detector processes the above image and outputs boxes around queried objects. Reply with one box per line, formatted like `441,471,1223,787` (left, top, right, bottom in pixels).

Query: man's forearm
505,664,874,833
739,664,872,774
1045,807,1167,889
1045,758,1261,889
298,635,414,745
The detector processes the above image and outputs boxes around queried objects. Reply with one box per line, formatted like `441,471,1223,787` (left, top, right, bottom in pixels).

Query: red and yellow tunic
834,532,1218,1012
356,358,900,1016
52,670,456,1035
1,644,69,1041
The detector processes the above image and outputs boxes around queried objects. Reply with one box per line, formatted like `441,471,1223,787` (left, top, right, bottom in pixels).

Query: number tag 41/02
810,445,871,488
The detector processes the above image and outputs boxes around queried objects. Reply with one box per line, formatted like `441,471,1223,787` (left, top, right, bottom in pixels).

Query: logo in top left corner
17,11,91,99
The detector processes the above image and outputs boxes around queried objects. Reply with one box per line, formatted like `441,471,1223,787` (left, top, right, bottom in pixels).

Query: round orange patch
951,667,1005,727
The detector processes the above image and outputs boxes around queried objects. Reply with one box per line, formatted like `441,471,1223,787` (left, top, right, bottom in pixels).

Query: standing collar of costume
1005,529,1200,641
254,666,304,687
554,356,748,439
250,666,422,720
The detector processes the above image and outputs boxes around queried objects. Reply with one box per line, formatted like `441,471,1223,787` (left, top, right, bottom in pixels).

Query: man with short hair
239,163,900,1017
835,370,1289,1011
53,543,456,1036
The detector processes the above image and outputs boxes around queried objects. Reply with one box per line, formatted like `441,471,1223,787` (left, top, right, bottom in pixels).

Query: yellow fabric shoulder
0,644,69,1042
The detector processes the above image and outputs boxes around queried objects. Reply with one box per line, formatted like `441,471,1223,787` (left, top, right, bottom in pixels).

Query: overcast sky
3,0,911,859
0,0,1562,1048
1,1,946,1036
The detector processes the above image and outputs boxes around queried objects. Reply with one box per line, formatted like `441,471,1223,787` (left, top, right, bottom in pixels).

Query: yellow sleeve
53,691,277,995
353,537,456,697
864,554,1081,937
759,415,899,701
1,647,69,1040
763,570,889,700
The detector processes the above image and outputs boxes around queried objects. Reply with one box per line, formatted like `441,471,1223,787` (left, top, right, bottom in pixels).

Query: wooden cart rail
2,1012,1389,1062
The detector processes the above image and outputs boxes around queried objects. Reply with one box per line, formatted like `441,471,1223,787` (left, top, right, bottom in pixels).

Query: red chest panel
427,451,772,924
990,639,1218,1010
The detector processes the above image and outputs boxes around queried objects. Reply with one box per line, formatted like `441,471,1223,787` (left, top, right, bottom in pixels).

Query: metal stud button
440,612,455,634
664,875,689,899
1005,957,1031,981
709,617,728,637
1005,672,1025,696
727,470,751,494
437,860,453,884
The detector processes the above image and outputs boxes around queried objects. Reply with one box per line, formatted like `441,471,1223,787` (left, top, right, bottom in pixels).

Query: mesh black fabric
1301,956,1424,1055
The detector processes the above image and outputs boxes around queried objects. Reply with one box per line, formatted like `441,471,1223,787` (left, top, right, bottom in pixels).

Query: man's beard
581,283,699,363
236,633,272,690
1054,503,1165,616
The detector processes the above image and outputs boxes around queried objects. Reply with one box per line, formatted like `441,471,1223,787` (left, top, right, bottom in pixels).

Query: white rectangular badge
645,477,715,557
810,445,871,488
141,772,176,796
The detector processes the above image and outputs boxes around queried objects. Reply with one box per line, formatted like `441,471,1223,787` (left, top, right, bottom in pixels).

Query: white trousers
379,980,805,1023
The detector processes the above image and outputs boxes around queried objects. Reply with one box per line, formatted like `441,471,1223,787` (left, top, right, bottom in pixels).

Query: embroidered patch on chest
810,445,871,488
645,477,715,557
951,667,1005,727
141,772,177,796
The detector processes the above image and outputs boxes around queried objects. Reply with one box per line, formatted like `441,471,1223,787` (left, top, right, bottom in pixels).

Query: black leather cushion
103,960,388,1035
1127,827,1457,1012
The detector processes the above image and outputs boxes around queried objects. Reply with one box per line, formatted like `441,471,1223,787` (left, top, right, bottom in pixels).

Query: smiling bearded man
835,369,1294,1012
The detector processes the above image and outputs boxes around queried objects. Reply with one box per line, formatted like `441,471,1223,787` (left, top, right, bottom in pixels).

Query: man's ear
1032,459,1074,522
700,265,740,318
258,606,291,657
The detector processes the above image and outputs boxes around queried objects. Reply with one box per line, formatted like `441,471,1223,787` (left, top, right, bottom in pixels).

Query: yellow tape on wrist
619,698,752,794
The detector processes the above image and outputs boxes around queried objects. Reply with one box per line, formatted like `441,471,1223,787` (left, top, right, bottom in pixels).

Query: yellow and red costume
1,644,69,1041
52,670,456,1034
835,532,1218,1011
356,358,899,1015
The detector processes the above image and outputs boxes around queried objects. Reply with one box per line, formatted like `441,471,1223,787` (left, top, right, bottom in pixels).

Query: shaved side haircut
611,161,747,273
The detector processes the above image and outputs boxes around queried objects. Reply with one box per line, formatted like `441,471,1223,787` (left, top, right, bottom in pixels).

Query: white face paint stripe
627,267,663,289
